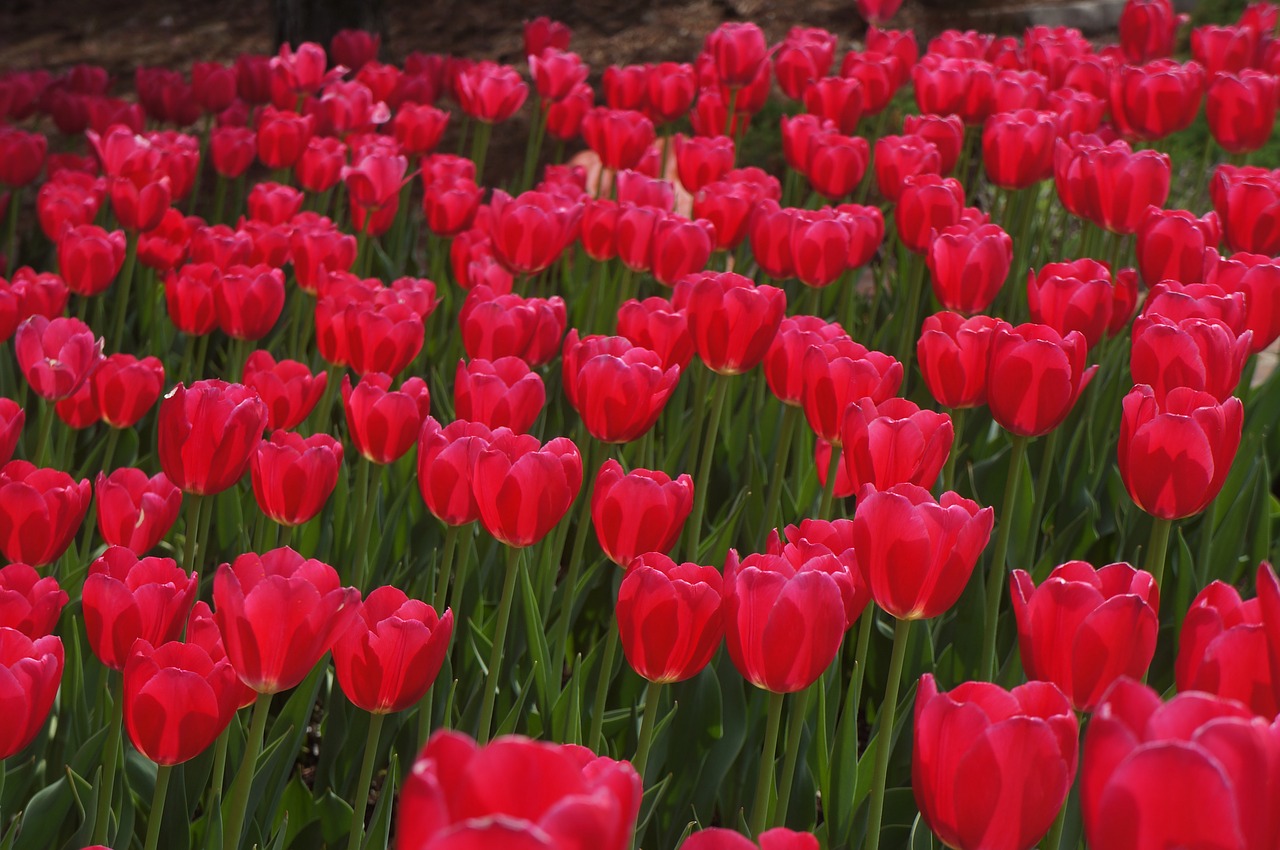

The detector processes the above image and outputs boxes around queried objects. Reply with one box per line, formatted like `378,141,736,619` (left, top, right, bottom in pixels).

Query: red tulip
0,628,63,759
804,76,864,135
1135,207,1220,287
210,126,257,179
1082,678,1280,850
1130,313,1250,404
164,262,220,336
1027,259,1136,349
123,639,241,765
95,468,182,554
14,315,102,402
158,380,268,496
800,338,903,445
983,109,1058,190
240,350,327,432
0,127,47,187
707,22,768,88
1142,280,1248,333
562,332,680,444
487,189,582,276
987,323,1095,438
912,56,996,125
1208,71,1278,154
82,546,197,671
914,674,1078,850
853,484,993,620
89,353,164,429
679,271,786,376
842,50,906,116
917,312,1000,410
0,563,68,639
454,61,529,123
246,181,303,225
646,61,697,124
0,400,21,468
1110,60,1206,142
1205,249,1280,352
616,552,723,684
473,431,582,548
333,585,452,714
896,173,966,254
789,214,851,289
341,373,430,465
926,222,1014,314
651,216,715,287
330,28,380,71
1054,135,1171,235
0,461,91,566
393,103,450,155
1119,0,1185,62
774,28,838,101
582,108,656,172
294,136,347,193
55,380,99,430
1177,567,1277,717
855,0,904,23
616,296,695,372
214,264,285,341
804,130,870,200
694,169,780,253
763,315,848,406
682,828,819,850
459,286,567,367
524,16,572,58
873,135,941,202
841,397,953,492
591,460,694,567
453,357,545,435
57,224,126,297
397,730,641,850
417,418,493,528
902,113,964,174
1011,561,1159,712
250,431,343,527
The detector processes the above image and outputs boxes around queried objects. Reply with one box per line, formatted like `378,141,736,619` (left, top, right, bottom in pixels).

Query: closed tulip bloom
213,547,359,694
791,214,851,288
679,271,786,375
683,828,819,850
215,264,285,340
804,76,864,135
294,135,347,193
646,62,697,124
841,397,953,492
748,200,801,279
164,262,220,335
897,173,966,254
983,109,1058,190
563,332,680,444
123,639,241,765
1205,249,1280,352
723,542,859,692
902,113,964,175
592,460,694,566
1110,60,1206,141
0,563,67,639
1142,280,1248,334
842,50,907,116
1193,24,1259,75
1050,88,1107,135
1027,259,1133,349
918,312,1001,409
393,103,450,155
82,546,197,671
762,315,846,406
474,430,582,548
57,224,126,296
616,553,722,684
1130,313,1250,404
241,350,327,431
0,628,63,760
255,107,314,169
651,216,715,287
988,323,1095,438
1119,385,1243,521
0,461,91,566
185,600,256,709
246,181,303,225
707,21,768,88
342,373,430,465
158,380,269,496
250,431,343,527
800,338,903,444
582,107,656,171
0,128,47,187
210,126,257,178
1177,570,1277,717
397,730,641,850
927,222,1014,314
1011,561,1159,712
487,189,583,276
524,16,572,56
455,357,545,434
459,287,567,367
1207,70,1278,154
805,130,870,200
1119,0,1184,62
1135,207,1219,287
417,418,493,527
1209,164,1280,256
673,134,734,195
0,400,21,468
14,315,102,402
343,301,427,378
914,674,1079,850
853,484,994,620
90,353,165,429
530,48,589,103
333,586,452,714
1082,678,1280,850
1054,136,1172,235
95,468,182,554
616,296,695,372
455,61,528,123
1259,562,1280,711
874,135,941,202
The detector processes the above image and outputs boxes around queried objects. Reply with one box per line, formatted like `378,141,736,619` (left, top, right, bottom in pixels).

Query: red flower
1130,313,1250,404
983,109,1058,189
707,22,769,88
255,108,314,169
1207,70,1278,154
417,418,493,527
800,337,903,444
215,264,285,341
616,553,722,684
473,431,582,548
987,323,1095,438
333,585,452,714
926,222,1013,315
914,675,1078,850
213,547,359,694
1210,165,1280,256
562,332,680,444
82,546,198,671
1027,259,1136,349
902,113,964,174
0,400,20,468
524,16,572,58
0,628,63,759
775,28,838,101
123,639,241,765
342,372,431,465
454,357,545,435
90,353,164,429
917,312,1001,409
651,216,715,287
1011,561,1159,711
616,296,694,372
843,50,906,116
158,380,268,496
343,300,429,379
679,271,786,376
896,173,966,254
455,61,529,123
0,461,91,566
1205,249,1280,352
763,316,847,406
95,468,182,554
646,61,697,124
804,130,870,200
57,224,126,296
487,189,583,276
0,563,68,639
803,75,864,135
592,460,693,567
873,135,941,202
393,104,450,155
210,126,257,178
682,828,819,850
1119,0,1186,62
1135,207,1220,287
164,262,220,335
1110,59,1206,141
250,431,343,527
1142,280,1247,333
14,315,102,402
0,127,47,187
791,214,852,288
459,286,567,367
841,397,953,492
1054,135,1171,234
241,350,327,432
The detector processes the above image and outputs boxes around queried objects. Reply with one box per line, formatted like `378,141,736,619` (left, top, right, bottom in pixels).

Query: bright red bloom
896,173,966,253
987,323,1095,437
473,431,582,548
774,27,838,101
294,136,347,193
0,400,20,468
458,285,567,366
255,107,314,169
1110,60,1206,141
341,372,431,465
780,113,832,174
1207,70,1278,154
581,107,656,172
14,315,102,402
681,828,819,850
679,271,786,375
646,62,698,124
764,315,848,406
914,674,1078,850
157,380,269,496
210,126,257,178
674,134,734,194
603,64,650,112
290,218,357,295
90,353,165,429
0,563,67,639
1136,207,1220,287
789,214,851,288
1027,259,1137,349
82,546,197,671
0,628,63,759
748,200,800,280
902,113,964,174
454,357,545,435
343,301,429,379
137,208,195,273
1119,0,1186,62
1130,313,1250,404
213,547,359,694
455,61,529,123
1211,165,1280,256
57,224,125,297
55,380,99,430
0,128,47,187
214,264,285,341
983,109,1058,190
926,222,1013,314
1011,561,1159,712
36,171,104,241
1119,384,1243,521
524,16,573,58
841,397,953,492
616,296,695,372
1082,678,1280,850
1054,135,1172,235
707,22,769,88
592,460,694,566
487,189,583,276
422,176,481,237
416,418,493,527
873,135,941,202
393,103,450,155
530,48,589,103
804,130,870,200
804,75,864,135
94,468,182,554
333,585,452,715
1177,568,1277,717
250,431,343,527
0,461,90,567
800,338,903,444
616,553,723,685
1194,24,1260,75
342,150,410,214
1260,563,1280,712
241,350,326,432
912,56,996,125
397,730,641,850
1142,280,1248,333
842,50,906,117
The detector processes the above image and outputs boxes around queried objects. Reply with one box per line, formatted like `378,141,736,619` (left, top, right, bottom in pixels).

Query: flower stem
589,609,621,751
551,439,598,669
941,407,966,494
632,679,663,783
90,676,124,845
1029,427,1060,564
433,523,462,613
774,685,813,829
478,545,522,744
346,712,385,850
864,617,912,850
110,233,139,353
764,405,802,540
685,372,731,561
351,458,376,590
182,494,204,577
1145,516,1174,593
818,442,844,521
749,689,786,837
222,691,274,850
143,764,173,850
981,434,1029,681
1044,793,1069,850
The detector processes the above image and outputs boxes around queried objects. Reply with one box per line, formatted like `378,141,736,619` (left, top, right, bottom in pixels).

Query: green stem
764,405,802,540
851,610,874,754
552,437,599,658
685,372,731,561
749,690,786,837
212,174,228,225
1043,794,1068,850
478,545,522,744
981,434,1030,681
32,399,54,470
143,764,173,850
222,691,274,850
110,234,139,352
632,679,663,783
589,610,621,751
182,495,204,577
206,726,230,811
90,677,124,845
434,524,462,614
1029,427,1060,563
864,617,912,850
774,685,813,829
1145,516,1174,592
522,105,549,191
351,458,376,589
940,408,966,494
346,712,386,850
818,442,844,521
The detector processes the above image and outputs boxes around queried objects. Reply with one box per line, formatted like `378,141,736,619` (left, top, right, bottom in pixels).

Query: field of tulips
2,0,1280,847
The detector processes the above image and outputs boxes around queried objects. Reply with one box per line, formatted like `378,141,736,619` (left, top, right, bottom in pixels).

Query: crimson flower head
397,731,641,850
342,373,431,465
158,380,268,496
333,585,452,715
841,397,953,493
903,113,963,173
455,61,529,123
57,223,126,296
342,150,410,214
0,401,20,468
774,28,838,101
917,312,1002,410
524,16,573,58
987,322,1096,438
804,75,864,135
592,460,694,567
582,107,656,171
1011,561,1159,712
91,353,165,429
1206,249,1280,352
454,357,545,435
0,628,63,760
241,350,327,431
763,317,849,408
1130,312,1250,404
1119,0,1186,63
804,129,870,200
616,552,723,684
896,173,966,253
251,431,343,527
0,563,68,639
1135,206,1219,287
874,135,941,202
14,315,102,402
1110,59,1206,141
82,546,198,671
983,109,1058,189
95,468,182,554
562,331,680,444
417,418,493,528
487,189,583,276
1118,384,1243,521
459,285,567,366
1210,164,1280,251
1027,258,1138,349
215,264,285,341
855,0,904,24
914,674,1078,850
0,127,47,187
474,430,582,548
800,337,903,445
1054,135,1171,235
1208,70,1278,154
616,296,694,372
0,461,91,567
926,221,1013,315
213,547,359,694
706,22,769,88
678,271,786,375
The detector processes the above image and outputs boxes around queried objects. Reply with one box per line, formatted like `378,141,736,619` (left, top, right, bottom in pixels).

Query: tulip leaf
909,813,937,849
363,750,398,850
495,665,539,738
13,775,72,850
519,555,557,719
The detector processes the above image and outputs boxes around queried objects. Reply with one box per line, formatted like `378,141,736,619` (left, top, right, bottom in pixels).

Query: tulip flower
250,431,343,528
1109,59,1206,141
0,627,63,760
82,547,198,671
562,332,680,444
1209,164,1280,256
416,418,493,528
454,357,545,434
454,60,529,123
1135,207,1219,287
90,353,165,429
1119,0,1185,62
874,135,941,202
683,828,819,850
123,639,241,765
988,323,1095,438
0,400,21,468
0,461,91,566
592,460,694,567
982,109,1058,189
95,468,182,554
241,350,327,431
616,296,695,372
473,430,582,548
0,563,68,639
680,271,786,376
804,130,869,200
14,315,102,401
1207,70,1278,154
917,312,1001,410
841,397,953,493
926,222,1014,314
902,113,963,174
1027,259,1138,349
1177,568,1277,717
616,552,723,685
1130,313,1251,404
158,380,269,496
57,223,126,296
1205,249,1280,352
800,338,903,445
897,173,966,254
